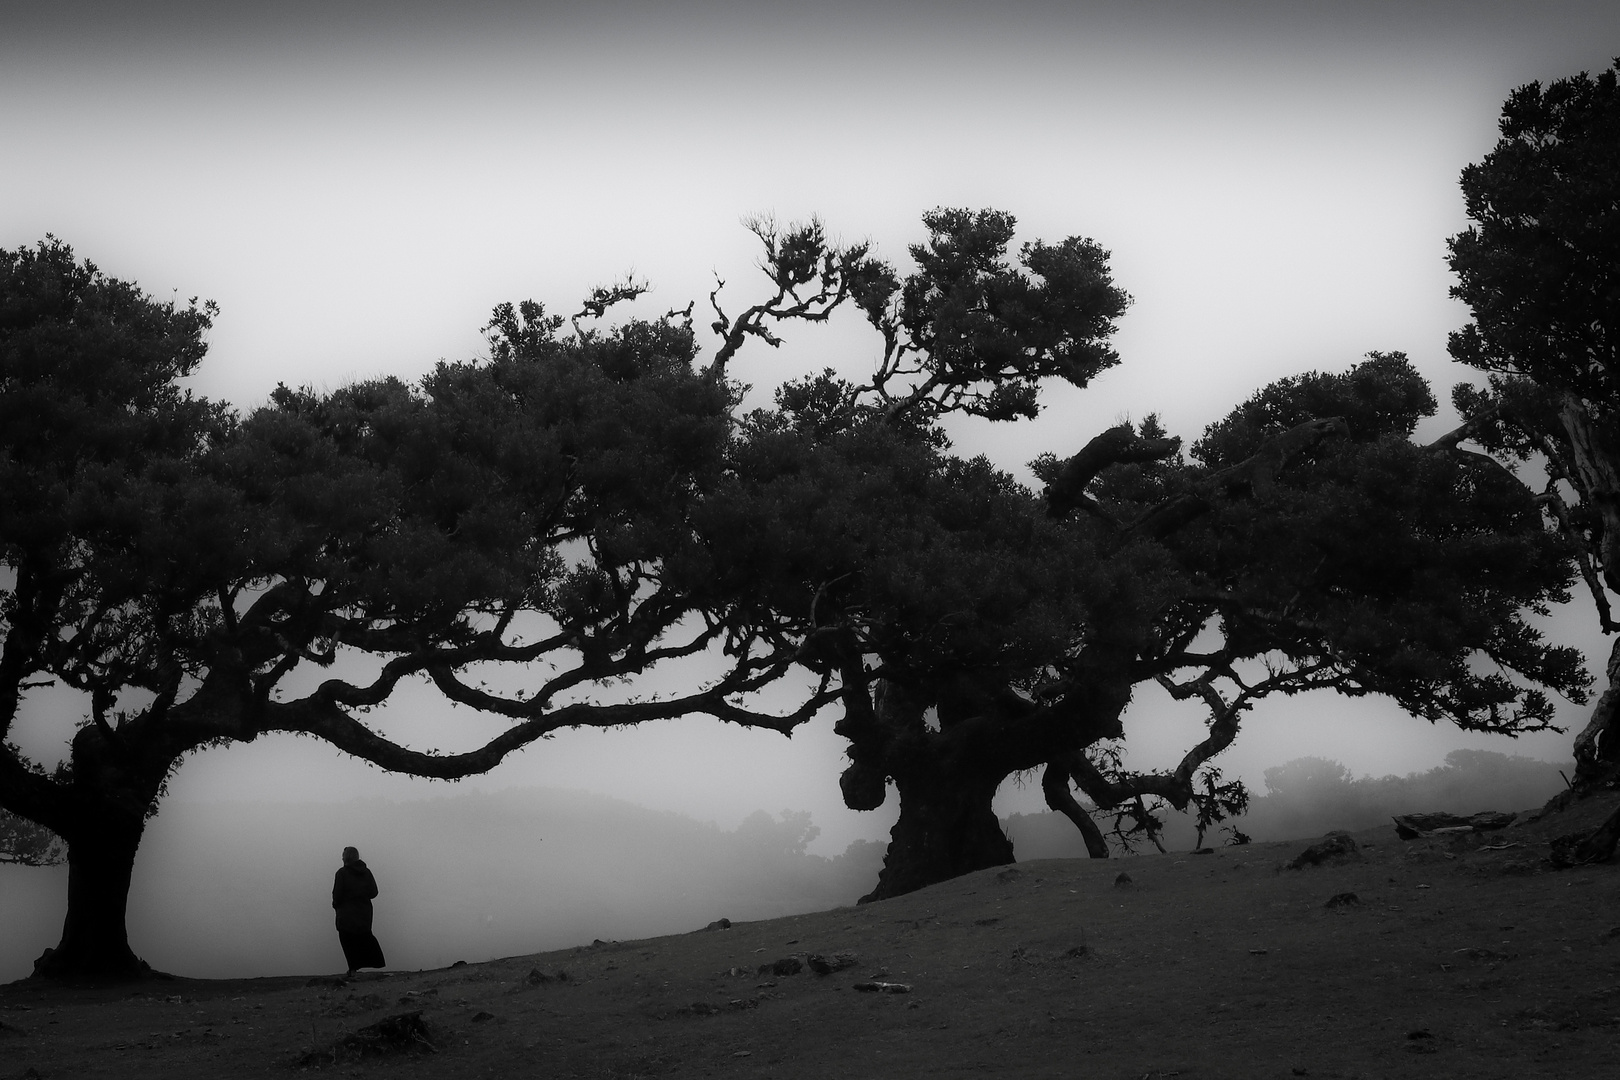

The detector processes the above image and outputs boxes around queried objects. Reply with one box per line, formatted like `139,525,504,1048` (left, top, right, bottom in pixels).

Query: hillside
3,792,1616,1079
0,788,884,983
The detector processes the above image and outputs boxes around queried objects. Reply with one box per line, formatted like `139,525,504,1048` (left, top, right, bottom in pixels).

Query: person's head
342,846,359,865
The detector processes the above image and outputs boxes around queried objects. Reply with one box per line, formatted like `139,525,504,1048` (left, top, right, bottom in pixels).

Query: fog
0,788,886,983
4,1,1619,983
2,747,1573,983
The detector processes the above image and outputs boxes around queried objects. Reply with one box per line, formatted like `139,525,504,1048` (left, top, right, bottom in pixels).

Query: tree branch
262,682,835,780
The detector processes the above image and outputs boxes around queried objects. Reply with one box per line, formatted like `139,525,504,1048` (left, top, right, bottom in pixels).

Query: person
332,846,386,976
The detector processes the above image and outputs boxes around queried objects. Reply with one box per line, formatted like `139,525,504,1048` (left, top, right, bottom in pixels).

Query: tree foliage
0,807,65,866
3,183,1599,979
692,210,1586,900
0,240,824,978
1446,58,1620,787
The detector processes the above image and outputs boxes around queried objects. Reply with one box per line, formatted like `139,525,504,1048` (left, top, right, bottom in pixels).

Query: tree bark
1573,635,1620,789
860,765,1013,903
29,725,168,980
1559,397,1620,790
1041,762,1109,858
33,820,147,979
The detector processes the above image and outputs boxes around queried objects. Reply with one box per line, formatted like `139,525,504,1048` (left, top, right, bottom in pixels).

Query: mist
1008,748,1576,858
3,747,1574,984
0,789,887,983
4,0,1618,984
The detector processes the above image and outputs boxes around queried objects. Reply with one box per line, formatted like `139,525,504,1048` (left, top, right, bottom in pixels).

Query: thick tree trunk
33,820,147,979
860,766,1013,904
30,724,167,980
1573,635,1620,789
840,666,1134,903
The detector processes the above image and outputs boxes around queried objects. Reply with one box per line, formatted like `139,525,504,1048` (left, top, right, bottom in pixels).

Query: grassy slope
2,794,1617,1080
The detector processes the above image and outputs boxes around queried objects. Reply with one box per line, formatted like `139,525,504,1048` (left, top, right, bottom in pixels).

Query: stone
758,957,803,977
1392,811,1515,839
1286,831,1361,869
806,952,857,975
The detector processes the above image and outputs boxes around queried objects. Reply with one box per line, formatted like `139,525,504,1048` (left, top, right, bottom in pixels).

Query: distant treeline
1007,749,1572,858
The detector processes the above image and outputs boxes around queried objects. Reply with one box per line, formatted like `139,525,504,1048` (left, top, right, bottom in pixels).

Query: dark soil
4,795,1618,1079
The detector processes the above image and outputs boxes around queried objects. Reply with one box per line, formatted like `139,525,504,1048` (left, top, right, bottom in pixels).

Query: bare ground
4,795,1618,1080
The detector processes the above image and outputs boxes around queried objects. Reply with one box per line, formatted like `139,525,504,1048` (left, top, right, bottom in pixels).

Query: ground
3,795,1617,1080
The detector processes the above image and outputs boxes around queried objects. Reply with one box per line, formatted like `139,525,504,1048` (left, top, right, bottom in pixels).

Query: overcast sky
4,1,1617,853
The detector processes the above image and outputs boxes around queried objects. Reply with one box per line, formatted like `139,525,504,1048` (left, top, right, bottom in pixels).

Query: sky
4,1,1619,858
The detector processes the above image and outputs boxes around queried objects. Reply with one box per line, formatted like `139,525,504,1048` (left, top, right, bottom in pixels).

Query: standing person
332,846,386,976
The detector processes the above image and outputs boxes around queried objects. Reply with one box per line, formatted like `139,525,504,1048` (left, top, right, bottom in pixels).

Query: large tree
5,195,1594,978
737,358,1585,899
700,213,1587,900
0,241,830,978
1446,58,1620,790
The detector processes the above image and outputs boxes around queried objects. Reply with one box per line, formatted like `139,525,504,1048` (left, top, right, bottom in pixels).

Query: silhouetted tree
6,193,1595,972
0,240,832,978
1447,58,1620,790
705,213,1586,901
735,809,822,858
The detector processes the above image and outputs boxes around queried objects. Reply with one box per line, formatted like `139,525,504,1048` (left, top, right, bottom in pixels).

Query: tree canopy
0,240,825,977
693,214,1586,898
1446,57,1620,788
2,189,1597,978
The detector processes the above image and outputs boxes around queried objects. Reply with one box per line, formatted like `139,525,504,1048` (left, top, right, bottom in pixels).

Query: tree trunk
1573,635,1620,789
33,820,147,979
1041,761,1109,858
860,766,1013,904
31,724,166,980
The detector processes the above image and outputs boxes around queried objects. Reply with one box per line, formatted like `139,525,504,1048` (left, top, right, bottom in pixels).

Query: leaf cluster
1448,59,1620,406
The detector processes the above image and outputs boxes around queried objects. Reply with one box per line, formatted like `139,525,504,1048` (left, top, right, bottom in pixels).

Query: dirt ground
4,795,1618,1080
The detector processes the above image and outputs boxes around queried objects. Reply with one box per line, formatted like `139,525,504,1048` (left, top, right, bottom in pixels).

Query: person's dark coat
332,860,379,934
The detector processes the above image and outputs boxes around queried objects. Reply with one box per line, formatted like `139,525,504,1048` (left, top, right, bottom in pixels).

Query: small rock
470,1011,494,1023
1061,945,1089,959
852,981,913,994
759,957,802,977
1286,831,1361,870
1324,892,1361,908
296,1010,436,1066
806,952,857,975
996,868,1023,883
704,918,732,931
450,960,467,968
1114,872,1133,887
